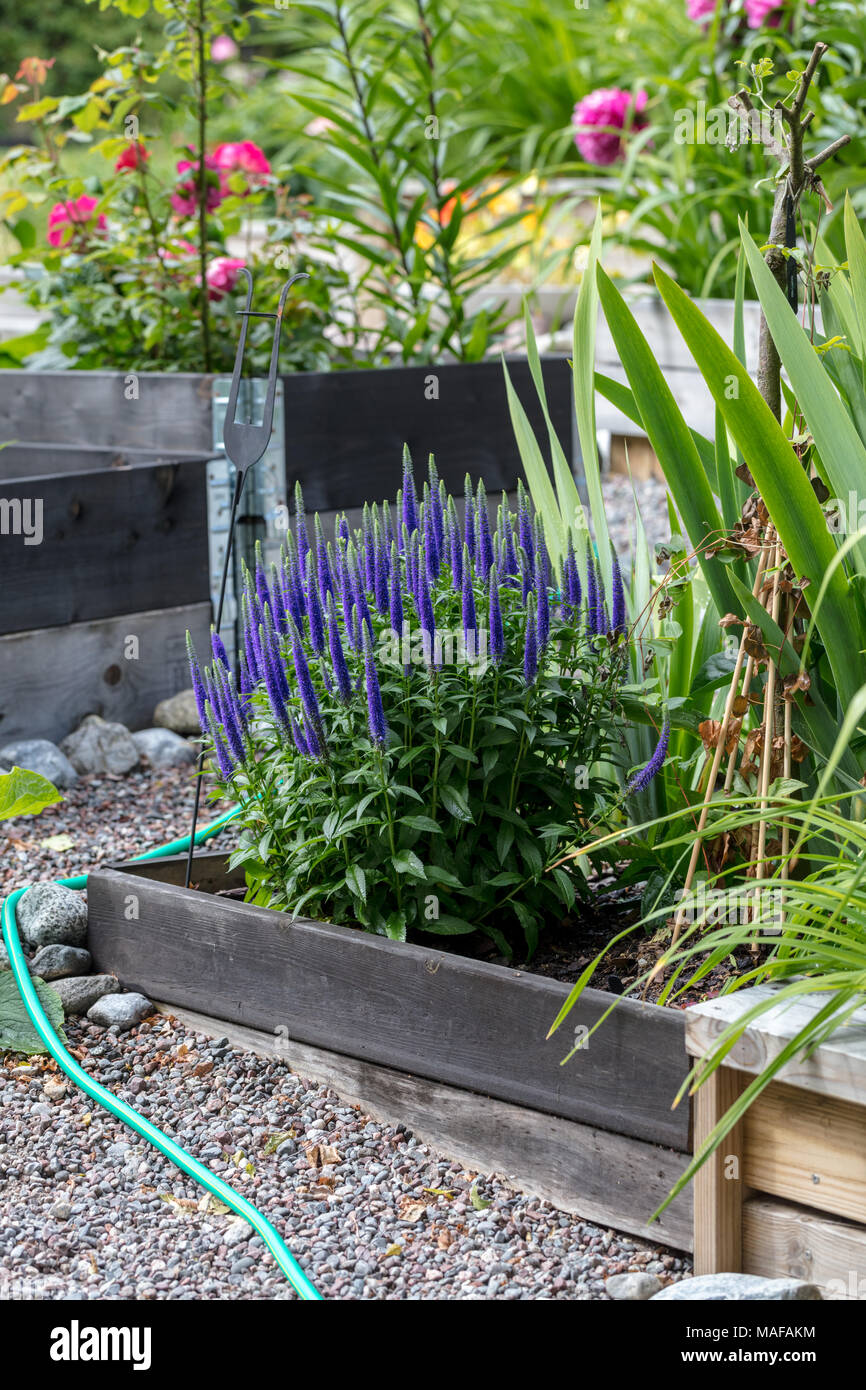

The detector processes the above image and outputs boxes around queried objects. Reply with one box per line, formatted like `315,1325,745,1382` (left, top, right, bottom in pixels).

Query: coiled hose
1,806,323,1301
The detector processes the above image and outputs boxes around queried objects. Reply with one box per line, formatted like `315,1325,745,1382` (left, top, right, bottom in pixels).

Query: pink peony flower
211,35,239,61
744,0,815,26
46,195,107,248
686,0,716,19
205,256,245,300
212,140,271,181
114,141,149,173
572,87,649,166
170,155,224,217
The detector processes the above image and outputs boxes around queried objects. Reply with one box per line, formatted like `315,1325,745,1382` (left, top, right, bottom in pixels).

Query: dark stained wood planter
87,850,694,1248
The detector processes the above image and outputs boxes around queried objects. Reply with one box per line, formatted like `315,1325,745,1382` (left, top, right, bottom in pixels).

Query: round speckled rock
87,993,154,1030
132,728,195,769
28,945,92,982
53,974,119,1017
606,1272,662,1300
60,716,140,777
0,739,78,789
16,883,88,949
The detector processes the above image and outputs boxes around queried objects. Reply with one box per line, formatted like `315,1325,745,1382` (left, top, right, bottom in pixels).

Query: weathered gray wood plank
87,858,691,1150
0,371,214,452
157,999,694,1250
0,460,210,632
0,601,210,744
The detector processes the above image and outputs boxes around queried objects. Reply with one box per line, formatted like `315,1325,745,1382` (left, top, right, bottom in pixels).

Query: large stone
60,715,140,776
606,1272,662,1301
153,689,201,736
0,738,78,789
29,944,92,982
87,992,154,1031
132,727,196,769
0,942,9,972
17,883,88,949
652,1274,822,1301
53,974,119,1017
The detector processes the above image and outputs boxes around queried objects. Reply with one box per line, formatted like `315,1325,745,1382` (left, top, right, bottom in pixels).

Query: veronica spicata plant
189,457,666,956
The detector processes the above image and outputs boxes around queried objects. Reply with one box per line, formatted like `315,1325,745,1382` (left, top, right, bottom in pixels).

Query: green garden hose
1,806,323,1302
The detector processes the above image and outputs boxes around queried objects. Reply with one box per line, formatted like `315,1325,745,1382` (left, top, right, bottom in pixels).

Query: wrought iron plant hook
185,269,309,888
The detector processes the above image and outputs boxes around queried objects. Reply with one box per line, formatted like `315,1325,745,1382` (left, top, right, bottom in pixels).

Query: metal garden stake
185,269,308,888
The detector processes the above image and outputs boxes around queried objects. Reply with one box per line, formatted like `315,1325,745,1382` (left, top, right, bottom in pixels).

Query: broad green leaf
653,262,864,714
573,205,611,595
740,224,866,576
0,767,62,821
345,863,366,902
0,972,66,1056
595,266,735,622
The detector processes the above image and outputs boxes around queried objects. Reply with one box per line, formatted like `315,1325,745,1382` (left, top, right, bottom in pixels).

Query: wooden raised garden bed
87,849,694,1249
688,987,866,1298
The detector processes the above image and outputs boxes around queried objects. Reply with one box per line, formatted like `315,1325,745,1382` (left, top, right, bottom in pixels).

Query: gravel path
0,1015,690,1301
0,474,690,1300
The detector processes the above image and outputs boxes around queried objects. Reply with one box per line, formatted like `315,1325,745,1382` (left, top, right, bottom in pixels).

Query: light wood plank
685,984,866,1105
693,1066,746,1274
155,1000,694,1250
743,1196,866,1299
744,1080,866,1225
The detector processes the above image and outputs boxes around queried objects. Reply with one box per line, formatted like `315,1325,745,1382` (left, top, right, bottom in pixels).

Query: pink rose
212,140,271,184
572,88,649,166
745,0,815,26
211,35,239,61
114,142,149,173
205,256,245,300
46,195,108,248
686,0,716,19
170,155,224,217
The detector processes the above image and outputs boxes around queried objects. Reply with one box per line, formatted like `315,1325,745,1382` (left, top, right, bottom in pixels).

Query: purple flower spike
518,488,535,572
255,542,271,614
263,604,291,703
374,523,389,616
535,550,550,649
585,544,598,635
534,518,551,590
364,627,388,747
389,543,403,636
382,499,395,553
289,713,309,757
475,484,494,581
212,660,245,764
303,710,325,761
290,618,320,724
424,492,440,580
463,476,476,564
428,456,445,555
312,515,333,602
461,544,476,637
327,596,352,704
489,568,505,663
204,700,234,779
594,553,609,636
523,595,538,686
337,514,350,546
305,551,326,654
500,504,519,583
186,635,208,731
564,533,581,608
611,547,626,636
627,718,670,794
519,546,533,605
402,447,419,537
417,559,436,661
211,628,229,668
448,504,463,591
295,482,310,572
362,504,376,592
